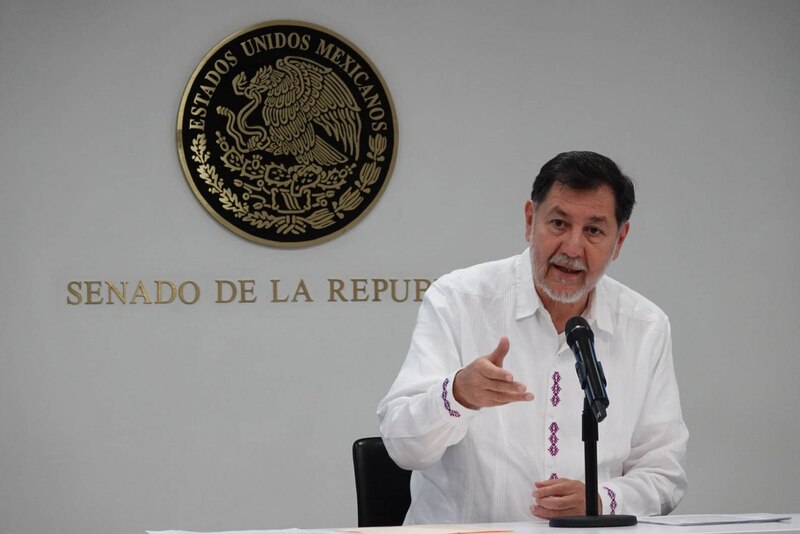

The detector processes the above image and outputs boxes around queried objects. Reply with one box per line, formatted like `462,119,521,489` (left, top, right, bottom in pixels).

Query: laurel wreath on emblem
189,132,385,235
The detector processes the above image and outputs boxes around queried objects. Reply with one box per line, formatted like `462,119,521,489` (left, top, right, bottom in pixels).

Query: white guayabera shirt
378,250,688,524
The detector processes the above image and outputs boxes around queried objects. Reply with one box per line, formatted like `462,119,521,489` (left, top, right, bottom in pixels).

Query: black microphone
565,316,609,422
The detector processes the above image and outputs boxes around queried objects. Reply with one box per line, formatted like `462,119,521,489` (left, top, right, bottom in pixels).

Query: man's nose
560,228,585,257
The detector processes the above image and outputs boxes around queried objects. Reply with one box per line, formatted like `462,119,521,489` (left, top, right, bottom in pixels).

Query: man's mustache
549,254,587,271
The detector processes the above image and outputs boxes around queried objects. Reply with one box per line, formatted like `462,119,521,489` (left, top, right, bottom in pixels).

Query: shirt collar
582,279,614,336
514,248,614,336
514,249,539,320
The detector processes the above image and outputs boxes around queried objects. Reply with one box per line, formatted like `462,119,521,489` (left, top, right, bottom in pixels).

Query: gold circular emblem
177,21,397,247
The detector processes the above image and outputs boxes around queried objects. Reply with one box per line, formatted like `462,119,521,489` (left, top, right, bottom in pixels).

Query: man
377,151,688,524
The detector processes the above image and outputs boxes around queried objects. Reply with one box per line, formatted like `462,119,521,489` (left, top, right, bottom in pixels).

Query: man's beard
532,251,605,304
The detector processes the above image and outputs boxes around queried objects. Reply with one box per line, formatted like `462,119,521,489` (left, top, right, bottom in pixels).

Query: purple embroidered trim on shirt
550,371,562,406
548,421,559,456
549,472,559,480
603,486,617,515
441,378,461,418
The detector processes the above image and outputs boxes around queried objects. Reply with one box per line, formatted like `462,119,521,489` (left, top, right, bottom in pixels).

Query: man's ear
612,221,630,260
524,200,534,242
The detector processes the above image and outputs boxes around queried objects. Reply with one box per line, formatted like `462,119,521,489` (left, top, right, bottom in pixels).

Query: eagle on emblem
217,56,362,168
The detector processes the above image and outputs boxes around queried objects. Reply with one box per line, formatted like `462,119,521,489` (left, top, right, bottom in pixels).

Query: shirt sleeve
377,282,480,470
600,319,689,517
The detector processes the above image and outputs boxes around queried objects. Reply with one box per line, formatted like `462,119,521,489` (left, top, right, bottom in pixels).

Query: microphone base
549,514,637,528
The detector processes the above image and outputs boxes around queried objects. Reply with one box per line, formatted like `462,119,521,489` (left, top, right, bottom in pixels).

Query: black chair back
352,437,412,527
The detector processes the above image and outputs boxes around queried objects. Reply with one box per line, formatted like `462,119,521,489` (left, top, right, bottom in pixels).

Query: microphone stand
549,399,637,528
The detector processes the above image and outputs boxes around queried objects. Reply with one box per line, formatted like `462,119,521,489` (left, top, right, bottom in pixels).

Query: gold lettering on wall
66,281,204,305
216,280,257,303
66,278,434,306
270,279,313,303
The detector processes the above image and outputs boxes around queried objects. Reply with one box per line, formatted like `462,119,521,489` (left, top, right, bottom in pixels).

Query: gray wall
2,1,799,533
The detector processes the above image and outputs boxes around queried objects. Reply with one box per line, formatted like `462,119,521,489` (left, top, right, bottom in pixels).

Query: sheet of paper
638,513,792,526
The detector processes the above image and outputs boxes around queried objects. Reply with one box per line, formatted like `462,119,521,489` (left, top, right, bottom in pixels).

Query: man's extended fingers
453,337,534,409
478,365,533,399
484,377,531,397
485,389,534,406
477,358,514,382
486,336,510,368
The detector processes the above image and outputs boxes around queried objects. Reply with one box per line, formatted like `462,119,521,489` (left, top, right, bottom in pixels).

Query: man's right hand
452,337,534,409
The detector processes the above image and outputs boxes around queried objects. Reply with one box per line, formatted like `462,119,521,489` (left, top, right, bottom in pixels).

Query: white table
149,515,800,534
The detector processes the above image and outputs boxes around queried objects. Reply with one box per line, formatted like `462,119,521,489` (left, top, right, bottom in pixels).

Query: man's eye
586,227,604,236
551,219,566,228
